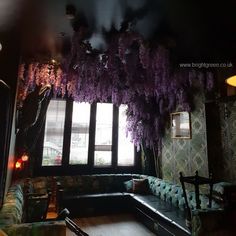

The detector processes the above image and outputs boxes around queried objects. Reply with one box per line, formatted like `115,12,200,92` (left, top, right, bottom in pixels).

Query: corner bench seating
0,180,66,236
56,174,236,236
0,174,236,236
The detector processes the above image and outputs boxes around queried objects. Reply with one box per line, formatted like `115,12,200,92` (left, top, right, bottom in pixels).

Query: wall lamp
225,75,236,87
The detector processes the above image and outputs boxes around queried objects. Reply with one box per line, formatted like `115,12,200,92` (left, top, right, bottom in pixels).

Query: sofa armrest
1,220,66,236
191,209,235,236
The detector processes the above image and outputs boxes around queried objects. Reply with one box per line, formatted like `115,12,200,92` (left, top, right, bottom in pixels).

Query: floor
66,213,155,236
46,211,58,219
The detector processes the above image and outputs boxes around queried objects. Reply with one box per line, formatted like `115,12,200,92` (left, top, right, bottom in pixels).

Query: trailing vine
17,29,215,149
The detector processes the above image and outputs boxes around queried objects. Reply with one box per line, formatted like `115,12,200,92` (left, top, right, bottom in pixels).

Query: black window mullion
112,105,118,169
62,99,73,166
88,103,96,168
34,121,46,175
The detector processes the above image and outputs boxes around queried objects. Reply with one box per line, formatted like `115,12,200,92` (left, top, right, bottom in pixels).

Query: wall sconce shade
21,154,29,162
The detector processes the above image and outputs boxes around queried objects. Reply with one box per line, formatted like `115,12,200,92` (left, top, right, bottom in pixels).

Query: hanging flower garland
17,29,215,149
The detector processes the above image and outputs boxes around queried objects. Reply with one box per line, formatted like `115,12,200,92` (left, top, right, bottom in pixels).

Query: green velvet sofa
0,181,66,236
55,174,236,236
1,175,235,236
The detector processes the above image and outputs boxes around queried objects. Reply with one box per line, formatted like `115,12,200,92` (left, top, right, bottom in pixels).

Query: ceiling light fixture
0,42,2,51
225,75,236,87
51,59,57,64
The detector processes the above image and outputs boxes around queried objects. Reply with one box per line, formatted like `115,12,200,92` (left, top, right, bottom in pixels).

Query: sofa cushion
132,179,150,194
124,180,133,192
124,179,150,194
57,174,141,194
132,194,190,234
61,192,131,217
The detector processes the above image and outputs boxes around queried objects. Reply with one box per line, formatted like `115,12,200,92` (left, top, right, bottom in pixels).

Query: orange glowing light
15,159,22,169
21,154,29,162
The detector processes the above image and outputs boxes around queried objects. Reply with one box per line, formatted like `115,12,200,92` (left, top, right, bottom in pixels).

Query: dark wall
205,101,223,181
0,30,20,202
0,31,20,90
161,92,209,184
219,100,236,182
161,74,236,184
0,82,11,207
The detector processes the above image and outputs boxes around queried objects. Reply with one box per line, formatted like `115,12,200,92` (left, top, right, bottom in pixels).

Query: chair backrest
24,192,51,223
179,171,214,229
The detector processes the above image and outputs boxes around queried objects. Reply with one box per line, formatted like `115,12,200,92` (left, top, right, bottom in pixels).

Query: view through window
118,105,134,166
42,100,66,166
70,102,91,165
42,101,135,170
94,103,113,166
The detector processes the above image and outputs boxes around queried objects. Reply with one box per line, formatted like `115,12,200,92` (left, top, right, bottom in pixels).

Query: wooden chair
65,217,89,236
24,191,51,222
179,171,214,228
23,178,51,222
57,208,89,236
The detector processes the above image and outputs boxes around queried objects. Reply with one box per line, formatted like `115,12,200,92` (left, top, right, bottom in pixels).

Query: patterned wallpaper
162,93,209,184
220,101,236,182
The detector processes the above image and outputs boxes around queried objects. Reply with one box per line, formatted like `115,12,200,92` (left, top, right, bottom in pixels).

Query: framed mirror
171,112,191,139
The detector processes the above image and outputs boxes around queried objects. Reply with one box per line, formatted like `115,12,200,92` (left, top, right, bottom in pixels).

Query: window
94,103,113,166
70,102,90,165
40,100,138,173
118,105,134,166
42,100,66,166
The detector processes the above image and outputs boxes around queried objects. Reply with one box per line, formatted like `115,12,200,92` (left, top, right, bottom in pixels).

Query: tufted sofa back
55,174,222,211
144,175,221,211
0,174,230,229
56,174,141,194
0,184,24,227
0,179,66,236
0,177,53,229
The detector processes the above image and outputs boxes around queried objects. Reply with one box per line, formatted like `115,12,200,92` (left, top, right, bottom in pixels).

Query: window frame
34,98,141,176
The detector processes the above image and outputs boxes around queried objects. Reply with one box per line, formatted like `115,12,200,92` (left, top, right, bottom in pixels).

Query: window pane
94,151,112,166
94,103,113,166
69,102,90,165
42,100,65,166
118,105,135,166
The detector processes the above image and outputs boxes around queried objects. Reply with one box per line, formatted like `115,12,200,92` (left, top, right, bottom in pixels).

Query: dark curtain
15,85,52,177
0,80,12,208
141,140,162,178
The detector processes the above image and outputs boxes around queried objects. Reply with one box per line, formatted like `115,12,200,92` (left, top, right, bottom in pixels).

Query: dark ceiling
1,0,236,63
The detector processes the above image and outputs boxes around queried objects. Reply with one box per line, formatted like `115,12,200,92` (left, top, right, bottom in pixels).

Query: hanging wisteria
17,29,215,149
